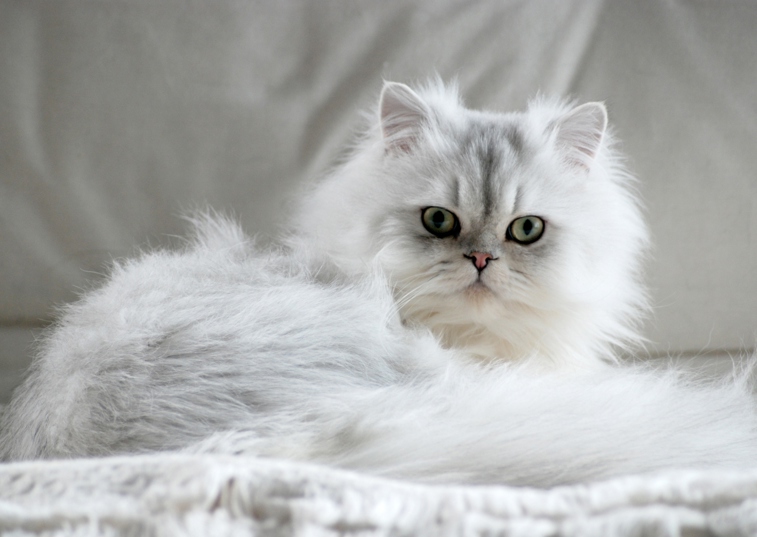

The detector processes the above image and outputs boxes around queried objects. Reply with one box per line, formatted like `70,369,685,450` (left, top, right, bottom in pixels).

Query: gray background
1,0,756,401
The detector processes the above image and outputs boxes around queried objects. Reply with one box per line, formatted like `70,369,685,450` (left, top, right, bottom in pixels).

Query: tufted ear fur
553,102,608,171
379,82,431,154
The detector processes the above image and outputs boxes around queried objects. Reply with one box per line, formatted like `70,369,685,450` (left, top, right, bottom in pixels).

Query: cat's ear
552,102,608,172
379,82,430,155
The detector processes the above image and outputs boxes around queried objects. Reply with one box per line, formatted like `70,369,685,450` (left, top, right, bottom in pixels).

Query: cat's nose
464,251,495,271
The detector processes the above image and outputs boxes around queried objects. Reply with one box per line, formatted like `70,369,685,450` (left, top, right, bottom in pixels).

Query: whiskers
372,242,457,313
393,276,440,313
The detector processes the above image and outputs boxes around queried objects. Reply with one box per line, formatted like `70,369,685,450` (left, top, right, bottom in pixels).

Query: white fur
291,81,648,368
1,214,756,486
2,83,755,488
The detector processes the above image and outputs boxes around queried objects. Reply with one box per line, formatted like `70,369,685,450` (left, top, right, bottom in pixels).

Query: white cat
292,81,648,368
1,82,755,487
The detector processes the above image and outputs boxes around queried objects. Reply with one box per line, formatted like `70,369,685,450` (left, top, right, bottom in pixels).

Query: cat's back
0,216,418,460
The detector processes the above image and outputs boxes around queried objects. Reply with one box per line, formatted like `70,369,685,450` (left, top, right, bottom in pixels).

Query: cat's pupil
523,219,533,235
432,211,445,228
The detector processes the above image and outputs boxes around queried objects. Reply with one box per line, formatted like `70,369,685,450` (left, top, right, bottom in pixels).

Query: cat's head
296,81,648,367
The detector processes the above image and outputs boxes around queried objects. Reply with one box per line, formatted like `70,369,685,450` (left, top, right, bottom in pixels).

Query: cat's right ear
379,82,430,155
552,102,608,172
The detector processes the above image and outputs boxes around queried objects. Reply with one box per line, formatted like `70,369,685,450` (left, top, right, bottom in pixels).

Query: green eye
421,207,460,238
506,216,545,244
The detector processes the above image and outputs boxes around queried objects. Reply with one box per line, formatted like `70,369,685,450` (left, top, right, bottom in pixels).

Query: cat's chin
463,281,496,302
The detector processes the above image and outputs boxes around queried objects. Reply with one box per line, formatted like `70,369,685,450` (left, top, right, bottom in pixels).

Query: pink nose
465,251,494,271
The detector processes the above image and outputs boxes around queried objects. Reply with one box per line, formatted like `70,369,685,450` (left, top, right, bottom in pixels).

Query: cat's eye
421,207,460,238
506,216,545,244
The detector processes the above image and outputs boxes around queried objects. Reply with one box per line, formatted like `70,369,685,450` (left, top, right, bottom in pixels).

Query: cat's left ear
379,82,431,155
553,102,608,172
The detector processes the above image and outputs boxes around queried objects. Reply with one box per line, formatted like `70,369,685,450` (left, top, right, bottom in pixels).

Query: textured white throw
2,453,757,536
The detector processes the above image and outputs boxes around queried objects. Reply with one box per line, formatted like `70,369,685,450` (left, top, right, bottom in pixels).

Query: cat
1,82,756,488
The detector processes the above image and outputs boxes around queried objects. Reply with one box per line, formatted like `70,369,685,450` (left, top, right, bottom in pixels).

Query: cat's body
1,82,756,486
2,213,756,486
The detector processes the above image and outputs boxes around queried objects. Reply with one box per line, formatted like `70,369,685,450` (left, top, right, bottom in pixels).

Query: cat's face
299,82,647,365
375,115,569,311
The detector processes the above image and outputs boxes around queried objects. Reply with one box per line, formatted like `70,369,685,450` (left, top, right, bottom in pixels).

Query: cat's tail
192,357,757,487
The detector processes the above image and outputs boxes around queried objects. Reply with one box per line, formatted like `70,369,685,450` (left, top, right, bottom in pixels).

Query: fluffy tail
192,359,757,487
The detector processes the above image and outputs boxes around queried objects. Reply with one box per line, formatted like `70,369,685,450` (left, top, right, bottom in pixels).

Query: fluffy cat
1,82,756,487
292,81,648,368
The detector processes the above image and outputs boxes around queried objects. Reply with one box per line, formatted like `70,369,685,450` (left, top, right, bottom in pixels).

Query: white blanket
2,454,757,536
